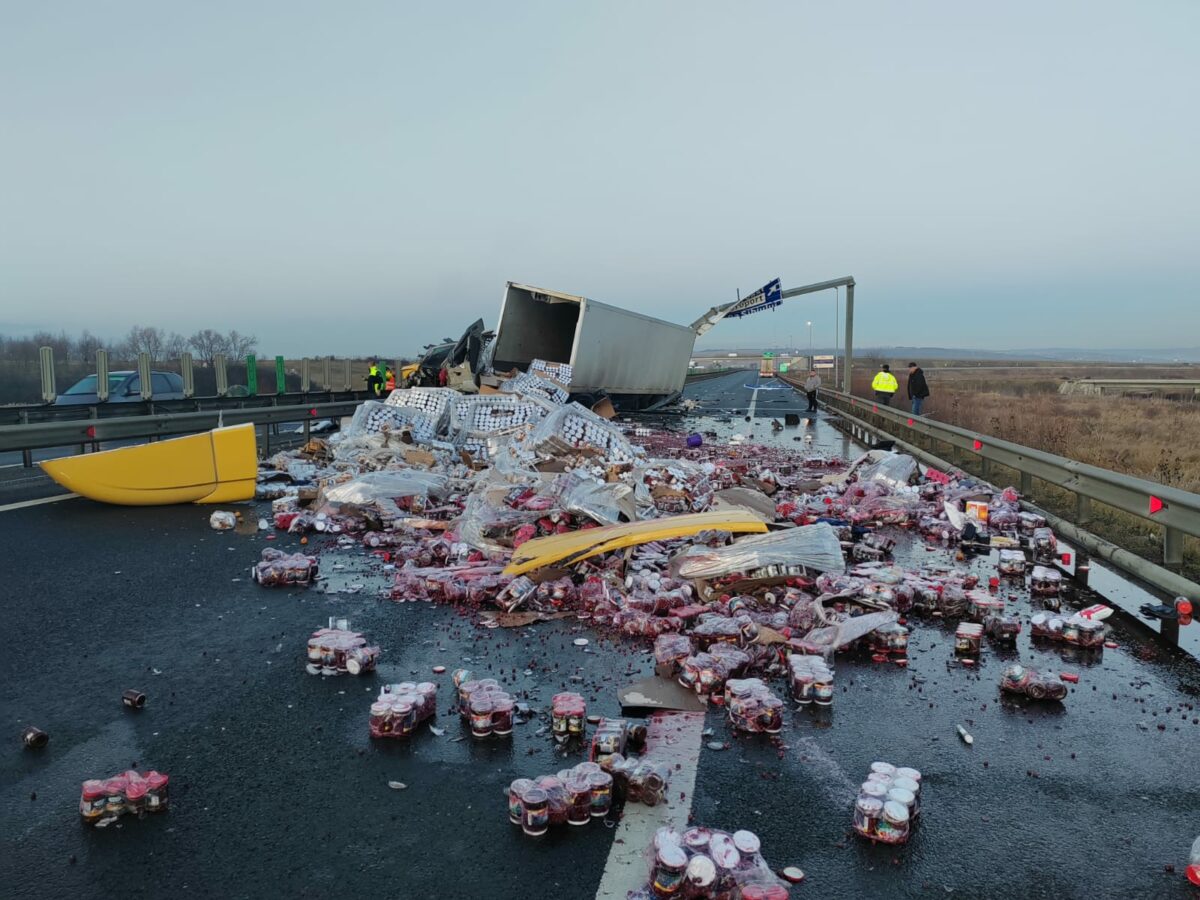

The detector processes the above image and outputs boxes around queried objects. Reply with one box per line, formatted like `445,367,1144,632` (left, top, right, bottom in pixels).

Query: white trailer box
492,282,697,406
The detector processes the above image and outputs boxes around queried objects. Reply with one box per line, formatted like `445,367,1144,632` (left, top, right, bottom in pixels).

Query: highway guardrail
0,400,365,464
774,373,1200,574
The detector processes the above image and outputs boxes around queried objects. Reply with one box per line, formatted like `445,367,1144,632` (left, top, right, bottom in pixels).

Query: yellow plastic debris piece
40,424,257,506
503,511,769,576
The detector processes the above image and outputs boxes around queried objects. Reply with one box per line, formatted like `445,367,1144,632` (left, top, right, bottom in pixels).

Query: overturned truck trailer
491,282,697,410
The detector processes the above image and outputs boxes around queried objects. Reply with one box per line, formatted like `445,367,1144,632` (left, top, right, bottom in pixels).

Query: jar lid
861,782,887,798
81,780,105,798
684,827,713,849
708,833,740,868
883,800,910,823
587,771,613,787
370,702,389,715
856,797,884,815
509,778,535,792
887,788,915,806
126,782,148,800
869,761,896,776
895,767,921,782
685,855,716,886
732,829,761,855
521,787,548,804
892,777,920,794
657,845,688,868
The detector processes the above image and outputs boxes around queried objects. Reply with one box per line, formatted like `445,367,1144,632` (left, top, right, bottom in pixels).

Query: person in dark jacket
906,362,930,415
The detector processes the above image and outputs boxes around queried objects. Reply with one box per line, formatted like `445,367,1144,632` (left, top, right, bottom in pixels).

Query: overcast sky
1,1,1197,356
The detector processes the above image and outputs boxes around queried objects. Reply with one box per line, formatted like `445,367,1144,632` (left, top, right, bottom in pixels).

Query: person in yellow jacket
871,364,898,406
365,360,383,396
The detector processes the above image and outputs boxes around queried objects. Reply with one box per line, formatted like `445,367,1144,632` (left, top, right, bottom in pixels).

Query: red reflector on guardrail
872,404,878,413
309,408,318,417
972,439,983,451
86,426,96,438
1149,495,1166,515
907,418,914,426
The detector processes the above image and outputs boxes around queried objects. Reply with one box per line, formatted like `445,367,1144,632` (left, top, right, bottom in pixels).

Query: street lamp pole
806,321,813,363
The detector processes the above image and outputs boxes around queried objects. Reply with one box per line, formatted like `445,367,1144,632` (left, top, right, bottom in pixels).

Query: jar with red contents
587,771,613,818
537,776,568,826
125,780,148,816
144,771,170,812
79,780,106,823
490,694,515,735
738,883,789,900
520,787,549,836
369,701,392,737
508,778,535,825
469,696,494,738
565,776,592,826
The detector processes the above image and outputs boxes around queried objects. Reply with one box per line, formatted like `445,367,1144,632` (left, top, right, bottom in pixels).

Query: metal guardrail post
301,359,311,392
20,410,32,467
137,353,152,400
322,358,332,392
96,349,110,402
1076,494,1092,526
214,354,229,397
246,355,258,396
39,347,56,403
275,355,286,394
342,359,352,392
1020,471,1032,495
1165,527,1183,570
180,352,195,398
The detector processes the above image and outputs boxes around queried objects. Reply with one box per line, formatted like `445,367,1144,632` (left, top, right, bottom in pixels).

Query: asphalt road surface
4,371,1200,899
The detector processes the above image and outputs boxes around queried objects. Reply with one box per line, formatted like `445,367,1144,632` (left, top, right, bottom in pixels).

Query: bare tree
188,329,228,366
163,331,188,360
226,329,257,360
121,325,166,362
76,330,105,363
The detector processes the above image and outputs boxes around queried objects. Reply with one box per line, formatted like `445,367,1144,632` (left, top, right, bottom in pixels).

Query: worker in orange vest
384,366,396,392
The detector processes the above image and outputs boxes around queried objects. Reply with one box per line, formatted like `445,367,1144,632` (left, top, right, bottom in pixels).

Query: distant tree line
0,326,258,367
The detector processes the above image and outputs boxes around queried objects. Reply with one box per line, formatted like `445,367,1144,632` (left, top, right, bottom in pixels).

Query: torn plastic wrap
555,473,637,525
856,453,918,491
795,609,899,656
456,488,547,555
320,471,448,505
670,522,846,580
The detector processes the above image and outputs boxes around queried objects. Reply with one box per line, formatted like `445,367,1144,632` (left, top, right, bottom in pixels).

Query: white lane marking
595,711,706,899
745,373,761,432
0,493,80,513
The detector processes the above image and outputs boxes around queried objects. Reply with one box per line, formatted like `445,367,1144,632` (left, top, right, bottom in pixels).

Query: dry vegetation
847,361,1200,580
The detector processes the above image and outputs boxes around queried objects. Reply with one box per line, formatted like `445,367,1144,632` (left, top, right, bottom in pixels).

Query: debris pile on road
305,618,380,675
853,762,922,845
80,770,169,826
626,825,789,899
239,362,1141,880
